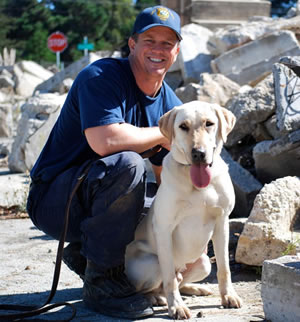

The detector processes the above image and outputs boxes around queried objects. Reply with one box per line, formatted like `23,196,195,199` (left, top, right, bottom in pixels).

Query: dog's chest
180,185,221,211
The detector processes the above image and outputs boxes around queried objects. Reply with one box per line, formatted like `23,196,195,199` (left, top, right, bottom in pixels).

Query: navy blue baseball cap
132,6,182,41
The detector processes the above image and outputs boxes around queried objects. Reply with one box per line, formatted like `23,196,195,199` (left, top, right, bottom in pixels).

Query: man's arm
85,123,169,157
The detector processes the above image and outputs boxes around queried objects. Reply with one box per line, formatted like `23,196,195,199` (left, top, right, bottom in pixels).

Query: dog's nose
191,148,206,163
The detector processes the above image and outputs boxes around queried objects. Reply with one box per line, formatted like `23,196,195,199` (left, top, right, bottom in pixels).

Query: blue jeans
27,151,150,270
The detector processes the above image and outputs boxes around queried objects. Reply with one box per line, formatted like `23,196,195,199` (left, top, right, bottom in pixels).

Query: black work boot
83,260,154,319
62,242,86,280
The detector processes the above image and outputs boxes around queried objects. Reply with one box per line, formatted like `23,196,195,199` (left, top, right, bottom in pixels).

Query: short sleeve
77,65,126,131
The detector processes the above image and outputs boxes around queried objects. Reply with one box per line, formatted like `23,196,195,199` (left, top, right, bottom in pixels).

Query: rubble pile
0,7,299,267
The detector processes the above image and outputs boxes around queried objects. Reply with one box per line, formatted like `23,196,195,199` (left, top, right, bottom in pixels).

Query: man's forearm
85,123,169,157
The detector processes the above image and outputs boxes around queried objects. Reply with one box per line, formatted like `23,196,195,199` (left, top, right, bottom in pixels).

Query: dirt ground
0,214,266,322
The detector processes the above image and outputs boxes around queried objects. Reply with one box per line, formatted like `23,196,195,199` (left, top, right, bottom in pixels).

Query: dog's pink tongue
190,164,211,188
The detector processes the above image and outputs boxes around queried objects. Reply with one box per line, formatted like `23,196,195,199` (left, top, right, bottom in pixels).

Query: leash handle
0,164,92,321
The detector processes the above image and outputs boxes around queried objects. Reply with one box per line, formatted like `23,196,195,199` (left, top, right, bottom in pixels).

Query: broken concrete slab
235,176,300,266
175,73,240,106
178,23,214,83
209,14,300,55
0,168,30,209
0,74,14,89
35,52,120,94
191,0,271,24
253,129,300,183
209,18,275,55
226,74,275,147
211,30,300,85
0,47,16,66
0,103,13,137
273,62,300,134
261,255,300,322
221,148,262,217
13,62,52,98
279,55,300,75
18,60,53,82
8,93,66,173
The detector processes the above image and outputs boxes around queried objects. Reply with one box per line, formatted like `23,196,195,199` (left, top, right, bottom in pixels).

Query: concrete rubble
211,30,300,86
162,0,271,29
0,0,299,264
261,255,300,322
0,1,300,320
0,47,16,66
235,176,300,266
177,23,214,82
8,92,67,173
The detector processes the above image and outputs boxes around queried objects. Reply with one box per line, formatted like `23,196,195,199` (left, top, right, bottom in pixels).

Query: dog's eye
179,123,189,131
206,121,214,127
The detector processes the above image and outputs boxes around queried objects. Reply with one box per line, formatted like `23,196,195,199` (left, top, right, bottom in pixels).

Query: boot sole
83,298,154,319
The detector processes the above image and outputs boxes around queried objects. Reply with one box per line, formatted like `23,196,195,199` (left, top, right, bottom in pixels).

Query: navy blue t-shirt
30,58,182,183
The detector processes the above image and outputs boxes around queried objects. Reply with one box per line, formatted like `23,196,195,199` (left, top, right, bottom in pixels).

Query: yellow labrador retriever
125,101,242,319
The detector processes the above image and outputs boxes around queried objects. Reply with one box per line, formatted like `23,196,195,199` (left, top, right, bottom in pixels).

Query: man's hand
140,145,162,159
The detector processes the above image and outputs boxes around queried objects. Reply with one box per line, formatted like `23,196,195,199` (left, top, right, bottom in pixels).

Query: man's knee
85,151,146,202
113,152,146,189
118,151,146,176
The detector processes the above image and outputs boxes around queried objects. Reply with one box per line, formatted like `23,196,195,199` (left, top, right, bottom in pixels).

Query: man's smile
149,57,164,63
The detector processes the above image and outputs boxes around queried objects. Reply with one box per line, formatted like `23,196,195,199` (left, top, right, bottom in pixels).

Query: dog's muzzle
191,148,214,167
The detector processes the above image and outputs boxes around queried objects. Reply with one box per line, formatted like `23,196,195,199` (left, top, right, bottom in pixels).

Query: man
27,5,182,319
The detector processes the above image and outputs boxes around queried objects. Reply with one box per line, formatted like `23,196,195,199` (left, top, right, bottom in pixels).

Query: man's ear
128,37,135,53
215,105,236,143
158,107,178,142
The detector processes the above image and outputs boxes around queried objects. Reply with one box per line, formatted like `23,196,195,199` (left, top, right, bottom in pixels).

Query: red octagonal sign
48,32,68,53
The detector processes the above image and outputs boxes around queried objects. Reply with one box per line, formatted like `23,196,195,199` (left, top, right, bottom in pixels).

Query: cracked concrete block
262,255,300,322
211,30,300,85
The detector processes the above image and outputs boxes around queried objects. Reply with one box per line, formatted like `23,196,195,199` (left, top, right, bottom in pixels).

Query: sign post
47,31,68,70
77,36,94,56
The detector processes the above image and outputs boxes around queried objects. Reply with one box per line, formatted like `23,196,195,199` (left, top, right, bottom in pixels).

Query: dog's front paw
221,292,243,308
180,283,213,296
169,303,191,320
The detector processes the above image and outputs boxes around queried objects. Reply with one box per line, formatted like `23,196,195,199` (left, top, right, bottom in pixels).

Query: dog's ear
215,106,236,143
158,107,178,142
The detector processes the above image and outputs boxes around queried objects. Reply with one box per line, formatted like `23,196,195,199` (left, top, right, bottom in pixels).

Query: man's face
128,26,180,79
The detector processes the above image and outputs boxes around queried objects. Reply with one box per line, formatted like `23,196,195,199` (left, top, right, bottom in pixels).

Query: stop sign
48,32,68,53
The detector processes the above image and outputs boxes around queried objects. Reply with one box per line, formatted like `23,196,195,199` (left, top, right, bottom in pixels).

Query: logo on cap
152,7,171,21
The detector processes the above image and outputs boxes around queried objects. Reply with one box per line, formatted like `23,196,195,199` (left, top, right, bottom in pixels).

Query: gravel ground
0,218,265,321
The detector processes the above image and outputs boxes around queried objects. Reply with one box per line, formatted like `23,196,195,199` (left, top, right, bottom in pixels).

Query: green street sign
77,36,94,56
77,43,94,50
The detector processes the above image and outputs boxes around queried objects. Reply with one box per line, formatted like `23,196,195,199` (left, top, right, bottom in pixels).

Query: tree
0,0,16,51
3,0,55,62
1,0,139,63
24,21,54,62
135,0,160,10
46,0,138,62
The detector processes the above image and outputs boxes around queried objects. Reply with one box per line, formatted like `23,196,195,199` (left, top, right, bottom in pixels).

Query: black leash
0,164,92,321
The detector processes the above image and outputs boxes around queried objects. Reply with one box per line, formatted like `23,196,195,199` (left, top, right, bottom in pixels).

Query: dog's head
159,101,236,187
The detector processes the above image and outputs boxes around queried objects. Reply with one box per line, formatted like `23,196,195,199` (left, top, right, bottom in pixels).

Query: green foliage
0,0,139,64
24,22,56,62
282,239,300,256
135,0,160,10
0,0,14,49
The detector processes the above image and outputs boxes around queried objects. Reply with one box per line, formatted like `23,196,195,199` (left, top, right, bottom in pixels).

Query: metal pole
84,36,88,56
56,52,60,70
